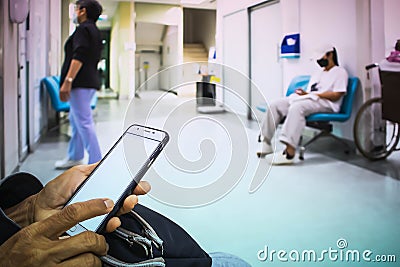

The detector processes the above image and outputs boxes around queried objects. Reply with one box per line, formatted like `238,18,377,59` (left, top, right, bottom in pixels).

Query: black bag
102,204,212,267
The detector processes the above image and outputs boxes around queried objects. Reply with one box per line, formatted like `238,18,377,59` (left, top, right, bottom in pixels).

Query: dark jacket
0,173,43,245
60,20,102,90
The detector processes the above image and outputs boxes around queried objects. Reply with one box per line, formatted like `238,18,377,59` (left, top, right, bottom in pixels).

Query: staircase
183,43,208,62
177,43,209,97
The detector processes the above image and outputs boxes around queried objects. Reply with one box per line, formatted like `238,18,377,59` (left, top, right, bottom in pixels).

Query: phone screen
66,126,167,235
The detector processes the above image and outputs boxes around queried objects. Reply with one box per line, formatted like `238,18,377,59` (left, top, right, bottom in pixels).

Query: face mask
317,58,328,68
72,12,79,24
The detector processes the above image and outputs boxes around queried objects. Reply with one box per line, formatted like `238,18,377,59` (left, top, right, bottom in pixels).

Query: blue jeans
210,252,252,267
68,88,101,164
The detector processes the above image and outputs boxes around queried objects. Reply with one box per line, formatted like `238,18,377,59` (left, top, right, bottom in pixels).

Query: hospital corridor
0,0,399,266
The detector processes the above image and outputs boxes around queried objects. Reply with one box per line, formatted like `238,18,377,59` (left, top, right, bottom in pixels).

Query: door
99,30,111,90
249,0,282,120
222,9,249,117
18,21,29,160
0,0,4,178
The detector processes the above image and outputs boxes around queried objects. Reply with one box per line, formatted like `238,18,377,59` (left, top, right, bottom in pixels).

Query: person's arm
59,59,83,102
317,91,345,102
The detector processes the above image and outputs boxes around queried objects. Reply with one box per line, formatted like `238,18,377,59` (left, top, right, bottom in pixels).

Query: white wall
49,0,62,76
2,0,19,175
135,3,183,65
110,2,135,98
28,0,50,144
160,25,179,90
384,0,400,54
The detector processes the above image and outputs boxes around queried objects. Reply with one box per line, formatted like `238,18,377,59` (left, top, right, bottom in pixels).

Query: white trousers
261,96,334,148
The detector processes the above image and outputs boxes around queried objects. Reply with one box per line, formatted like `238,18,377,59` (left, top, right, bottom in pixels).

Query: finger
133,181,151,195
52,232,108,261
116,195,138,216
39,198,114,239
58,253,102,267
105,217,121,233
75,162,99,176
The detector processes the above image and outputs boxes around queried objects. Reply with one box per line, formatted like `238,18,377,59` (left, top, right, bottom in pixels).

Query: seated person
380,39,400,71
257,45,348,165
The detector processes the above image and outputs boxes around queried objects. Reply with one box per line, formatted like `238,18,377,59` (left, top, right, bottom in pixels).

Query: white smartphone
64,124,169,235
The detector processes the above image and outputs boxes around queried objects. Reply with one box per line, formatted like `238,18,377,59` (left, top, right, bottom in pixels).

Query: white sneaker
55,158,84,169
267,150,295,165
257,142,273,158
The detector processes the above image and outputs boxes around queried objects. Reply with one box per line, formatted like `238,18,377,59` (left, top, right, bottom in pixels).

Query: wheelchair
353,64,400,160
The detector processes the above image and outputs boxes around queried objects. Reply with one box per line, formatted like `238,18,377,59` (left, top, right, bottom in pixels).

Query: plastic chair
42,76,70,113
256,75,359,160
298,77,359,159
41,76,98,131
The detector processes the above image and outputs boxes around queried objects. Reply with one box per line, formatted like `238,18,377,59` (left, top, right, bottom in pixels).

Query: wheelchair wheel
354,97,400,160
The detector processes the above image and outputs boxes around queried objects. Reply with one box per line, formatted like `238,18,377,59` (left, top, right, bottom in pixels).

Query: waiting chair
41,76,98,131
256,76,359,160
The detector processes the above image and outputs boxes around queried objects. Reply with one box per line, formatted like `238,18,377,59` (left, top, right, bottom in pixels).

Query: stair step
184,43,204,48
184,52,208,57
184,48,207,53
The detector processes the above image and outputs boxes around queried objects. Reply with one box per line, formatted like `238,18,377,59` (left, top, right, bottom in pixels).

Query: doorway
249,0,282,119
18,21,30,161
99,29,111,90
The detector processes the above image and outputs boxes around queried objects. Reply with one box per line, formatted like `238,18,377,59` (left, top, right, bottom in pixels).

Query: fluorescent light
180,0,205,4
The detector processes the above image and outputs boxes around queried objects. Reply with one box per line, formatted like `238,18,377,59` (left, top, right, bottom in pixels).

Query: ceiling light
180,0,205,4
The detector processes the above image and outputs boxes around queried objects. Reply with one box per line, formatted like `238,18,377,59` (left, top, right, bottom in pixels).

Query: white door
250,1,282,120
222,10,249,117
18,22,29,160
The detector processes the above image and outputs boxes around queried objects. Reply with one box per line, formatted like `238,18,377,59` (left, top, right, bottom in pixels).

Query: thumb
38,198,114,239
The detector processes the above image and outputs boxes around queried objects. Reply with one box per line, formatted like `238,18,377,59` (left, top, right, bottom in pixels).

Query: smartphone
64,124,169,236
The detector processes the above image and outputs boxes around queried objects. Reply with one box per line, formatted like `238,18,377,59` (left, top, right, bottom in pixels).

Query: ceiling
96,0,216,49
97,0,216,23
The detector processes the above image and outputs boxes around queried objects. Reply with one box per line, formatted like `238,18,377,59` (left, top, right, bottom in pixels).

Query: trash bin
196,81,216,106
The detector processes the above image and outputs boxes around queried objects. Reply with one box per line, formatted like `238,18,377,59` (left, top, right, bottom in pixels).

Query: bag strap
101,255,165,267
102,209,166,266
114,228,153,257
129,210,164,254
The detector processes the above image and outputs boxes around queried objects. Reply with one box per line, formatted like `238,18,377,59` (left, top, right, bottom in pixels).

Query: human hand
0,198,111,266
295,88,307,95
59,81,71,102
33,164,151,232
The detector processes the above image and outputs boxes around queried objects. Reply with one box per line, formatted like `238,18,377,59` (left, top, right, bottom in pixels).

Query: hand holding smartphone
64,124,169,236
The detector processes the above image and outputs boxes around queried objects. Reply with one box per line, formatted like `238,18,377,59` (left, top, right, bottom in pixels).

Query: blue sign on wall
281,33,300,58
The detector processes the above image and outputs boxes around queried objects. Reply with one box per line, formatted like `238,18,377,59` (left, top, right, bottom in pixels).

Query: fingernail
104,199,114,209
106,243,109,253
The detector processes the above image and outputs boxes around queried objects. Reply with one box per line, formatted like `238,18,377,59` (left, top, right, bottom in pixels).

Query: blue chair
41,76,98,131
256,76,359,160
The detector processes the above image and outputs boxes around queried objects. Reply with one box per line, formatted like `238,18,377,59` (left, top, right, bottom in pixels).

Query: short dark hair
327,47,339,66
395,40,400,51
75,0,103,22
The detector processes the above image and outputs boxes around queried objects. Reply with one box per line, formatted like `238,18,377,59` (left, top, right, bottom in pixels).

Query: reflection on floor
20,91,400,266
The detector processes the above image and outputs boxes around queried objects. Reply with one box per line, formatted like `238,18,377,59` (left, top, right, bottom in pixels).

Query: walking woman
56,0,103,169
